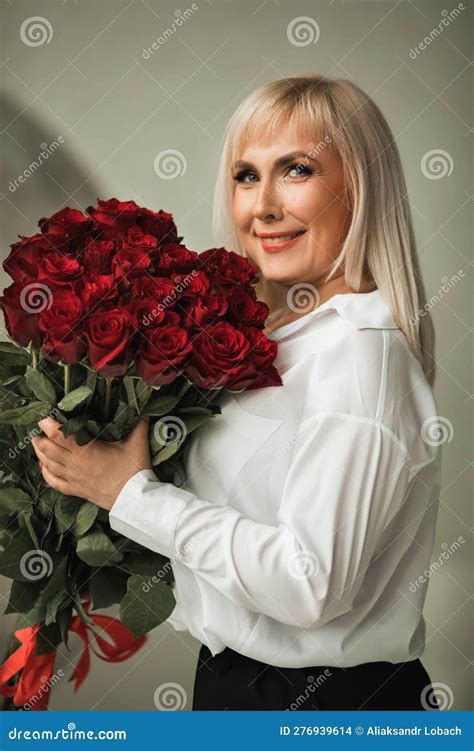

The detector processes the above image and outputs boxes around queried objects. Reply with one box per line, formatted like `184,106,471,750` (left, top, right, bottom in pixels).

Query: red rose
79,273,117,309
82,239,116,274
126,297,166,328
86,198,180,244
227,285,268,328
0,282,43,348
38,289,86,364
37,251,83,287
234,326,282,389
123,226,159,251
154,243,199,274
136,325,192,385
130,276,177,307
182,292,228,328
38,207,92,238
111,248,151,281
184,321,252,389
197,247,259,286
84,307,138,376
170,270,210,298
4,234,54,283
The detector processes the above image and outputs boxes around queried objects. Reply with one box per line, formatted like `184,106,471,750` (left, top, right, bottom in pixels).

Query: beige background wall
0,0,472,710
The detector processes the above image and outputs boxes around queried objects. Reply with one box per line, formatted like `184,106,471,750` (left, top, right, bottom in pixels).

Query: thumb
128,415,149,441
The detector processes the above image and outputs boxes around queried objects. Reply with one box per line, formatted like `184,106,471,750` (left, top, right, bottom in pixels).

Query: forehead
236,120,336,164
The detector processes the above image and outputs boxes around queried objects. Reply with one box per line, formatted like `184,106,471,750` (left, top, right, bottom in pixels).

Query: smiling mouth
257,229,307,244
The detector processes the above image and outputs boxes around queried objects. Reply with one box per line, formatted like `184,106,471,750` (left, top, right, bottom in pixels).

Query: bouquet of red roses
0,198,281,710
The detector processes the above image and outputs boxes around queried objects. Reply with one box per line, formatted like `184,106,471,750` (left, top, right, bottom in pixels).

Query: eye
286,162,314,178
232,170,259,184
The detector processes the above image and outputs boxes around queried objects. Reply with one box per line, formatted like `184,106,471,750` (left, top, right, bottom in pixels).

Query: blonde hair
212,74,436,386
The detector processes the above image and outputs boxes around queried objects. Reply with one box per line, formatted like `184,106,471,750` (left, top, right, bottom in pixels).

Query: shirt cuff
108,468,192,559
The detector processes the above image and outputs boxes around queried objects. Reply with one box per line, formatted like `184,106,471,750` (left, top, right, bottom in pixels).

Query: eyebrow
232,150,322,170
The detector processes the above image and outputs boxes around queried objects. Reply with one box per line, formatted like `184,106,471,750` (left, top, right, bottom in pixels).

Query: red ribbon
0,597,148,709
0,625,56,710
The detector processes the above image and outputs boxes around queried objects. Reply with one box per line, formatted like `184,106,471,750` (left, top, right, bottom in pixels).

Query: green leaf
25,366,57,403
179,412,214,435
0,487,31,513
0,341,29,362
89,567,128,610
123,377,139,412
119,574,176,638
0,401,52,425
54,496,80,534
121,551,173,582
73,502,99,537
152,441,180,465
4,579,39,615
60,414,90,436
57,385,92,412
0,528,53,582
76,525,122,566
142,394,182,417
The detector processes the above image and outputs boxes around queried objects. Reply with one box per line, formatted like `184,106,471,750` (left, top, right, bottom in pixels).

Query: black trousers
192,644,439,711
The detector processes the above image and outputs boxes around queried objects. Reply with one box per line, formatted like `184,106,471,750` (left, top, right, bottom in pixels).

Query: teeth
261,232,303,243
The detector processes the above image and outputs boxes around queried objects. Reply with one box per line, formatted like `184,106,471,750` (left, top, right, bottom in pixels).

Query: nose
252,178,283,223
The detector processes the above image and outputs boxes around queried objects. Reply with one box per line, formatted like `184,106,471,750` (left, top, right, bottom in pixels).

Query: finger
40,462,71,495
35,445,71,480
37,417,75,450
32,436,70,466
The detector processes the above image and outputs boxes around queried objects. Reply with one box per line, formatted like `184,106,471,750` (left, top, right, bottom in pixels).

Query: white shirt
108,289,442,668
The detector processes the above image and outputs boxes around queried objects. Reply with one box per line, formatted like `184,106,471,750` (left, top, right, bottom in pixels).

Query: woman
32,75,442,711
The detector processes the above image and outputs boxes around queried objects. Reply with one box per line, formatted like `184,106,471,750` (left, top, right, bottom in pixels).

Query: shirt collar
318,289,399,330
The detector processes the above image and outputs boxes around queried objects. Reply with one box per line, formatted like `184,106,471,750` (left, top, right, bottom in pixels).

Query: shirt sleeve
108,412,412,629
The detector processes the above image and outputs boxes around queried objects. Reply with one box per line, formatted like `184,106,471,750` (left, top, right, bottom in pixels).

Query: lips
256,229,306,242
257,229,307,253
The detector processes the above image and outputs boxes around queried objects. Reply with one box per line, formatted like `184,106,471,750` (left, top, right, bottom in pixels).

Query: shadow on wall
1,91,103,339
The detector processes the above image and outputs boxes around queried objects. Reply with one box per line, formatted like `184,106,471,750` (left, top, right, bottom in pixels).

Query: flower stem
32,349,38,369
104,377,113,422
63,364,71,395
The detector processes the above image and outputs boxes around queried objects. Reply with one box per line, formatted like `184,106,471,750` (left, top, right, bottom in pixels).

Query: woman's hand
31,416,152,511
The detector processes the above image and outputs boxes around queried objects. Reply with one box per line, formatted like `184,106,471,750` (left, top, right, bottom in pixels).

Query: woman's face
231,122,352,287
